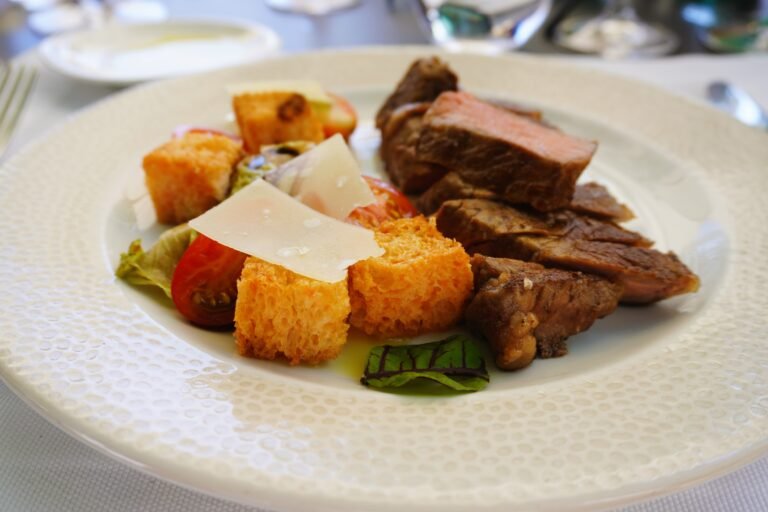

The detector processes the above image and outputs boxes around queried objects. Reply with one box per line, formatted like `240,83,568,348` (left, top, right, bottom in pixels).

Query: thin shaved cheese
189,179,383,282
226,80,331,106
266,134,376,220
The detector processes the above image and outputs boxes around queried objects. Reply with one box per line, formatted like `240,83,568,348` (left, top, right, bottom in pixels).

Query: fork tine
3,68,37,141
0,65,37,159
0,66,10,96
0,66,25,125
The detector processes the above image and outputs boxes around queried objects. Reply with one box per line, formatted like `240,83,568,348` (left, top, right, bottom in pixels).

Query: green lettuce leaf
115,223,197,297
361,335,489,392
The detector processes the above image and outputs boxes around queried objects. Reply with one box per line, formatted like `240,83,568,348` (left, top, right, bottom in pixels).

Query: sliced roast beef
417,92,597,211
554,211,652,247
571,182,634,222
466,255,622,370
487,99,543,122
375,57,458,131
380,102,447,193
494,236,701,305
436,199,697,304
416,171,499,214
435,199,650,249
379,101,547,195
435,198,554,247
417,171,635,223
468,236,699,304
381,102,431,143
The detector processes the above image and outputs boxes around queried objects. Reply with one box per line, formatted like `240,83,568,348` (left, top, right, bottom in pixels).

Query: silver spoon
706,81,768,131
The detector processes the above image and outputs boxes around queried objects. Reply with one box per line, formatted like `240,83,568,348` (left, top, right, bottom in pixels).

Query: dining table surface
1,1,767,511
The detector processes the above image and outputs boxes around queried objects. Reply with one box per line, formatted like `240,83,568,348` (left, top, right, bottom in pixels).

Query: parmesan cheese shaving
266,134,376,220
189,179,383,282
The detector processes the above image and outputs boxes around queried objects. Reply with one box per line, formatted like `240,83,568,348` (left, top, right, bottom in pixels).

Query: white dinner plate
38,19,281,85
1,48,767,512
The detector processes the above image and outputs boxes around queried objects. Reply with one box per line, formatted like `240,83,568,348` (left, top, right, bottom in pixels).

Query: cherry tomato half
172,125,242,143
347,176,419,229
171,234,248,327
322,92,358,141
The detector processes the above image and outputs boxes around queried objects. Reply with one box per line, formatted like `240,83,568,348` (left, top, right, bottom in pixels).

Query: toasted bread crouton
234,258,350,365
232,92,324,153
143,132,243,224
348,216,473,338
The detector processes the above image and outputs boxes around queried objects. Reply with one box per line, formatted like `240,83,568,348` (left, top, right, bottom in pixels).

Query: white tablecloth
1,50,767,512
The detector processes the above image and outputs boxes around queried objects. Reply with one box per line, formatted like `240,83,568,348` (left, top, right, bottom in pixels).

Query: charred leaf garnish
361,335,489,392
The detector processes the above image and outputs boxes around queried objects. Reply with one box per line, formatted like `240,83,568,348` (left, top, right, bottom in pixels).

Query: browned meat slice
571,182,634,222
416,171,499,214
436,199,696,304
554,211,652,247
487,99,543,122
471,236,699,305
435,199,651,249
417,92,597,211
380,101,547,195
381,102,431,142
418,171,635,224
516,237,700,304
466,255,622,370
436,199,554,247
375,57,458,131
380,102,447,193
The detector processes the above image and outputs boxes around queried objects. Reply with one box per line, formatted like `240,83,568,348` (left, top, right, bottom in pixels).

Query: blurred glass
553,0,678,58
266,0,359,16
9,0,62,11
682,0,761,28
412,0,552,53
24,0,168,35
683,0,767,52
699,18,767,52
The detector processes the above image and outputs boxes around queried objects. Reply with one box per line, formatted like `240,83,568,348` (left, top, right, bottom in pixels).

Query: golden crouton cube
348,216,473,338
234,258,350,365
232,92,324,153
143,132,243,224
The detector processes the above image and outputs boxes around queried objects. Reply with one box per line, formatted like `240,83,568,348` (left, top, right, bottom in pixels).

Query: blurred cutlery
706,80,768,130
0,64,38,161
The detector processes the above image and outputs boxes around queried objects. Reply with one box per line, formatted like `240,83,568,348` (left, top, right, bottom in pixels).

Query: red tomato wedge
172,125,242,143
347,176,419,229
171,234,248,327
322,92,358,141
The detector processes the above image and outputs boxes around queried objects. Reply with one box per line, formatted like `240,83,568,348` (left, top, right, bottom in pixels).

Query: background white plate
0,48,767,512
38,19,281,85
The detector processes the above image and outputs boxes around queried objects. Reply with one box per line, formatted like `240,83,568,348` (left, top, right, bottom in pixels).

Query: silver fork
0,64,38,161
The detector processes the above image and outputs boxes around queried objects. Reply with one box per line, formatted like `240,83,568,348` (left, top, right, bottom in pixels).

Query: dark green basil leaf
361,334,489,392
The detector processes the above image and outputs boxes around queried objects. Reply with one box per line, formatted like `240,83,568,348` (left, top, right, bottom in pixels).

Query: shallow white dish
38,19,281,85
1,48,767,512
